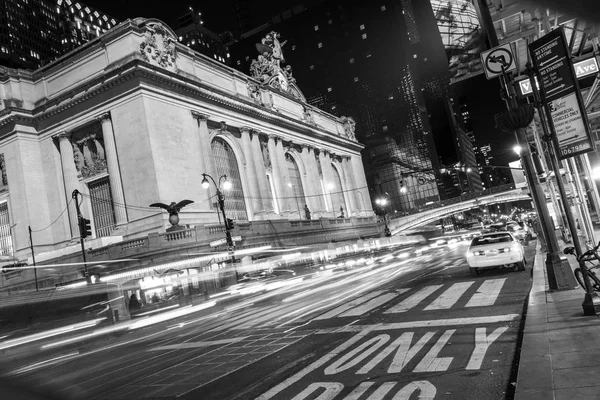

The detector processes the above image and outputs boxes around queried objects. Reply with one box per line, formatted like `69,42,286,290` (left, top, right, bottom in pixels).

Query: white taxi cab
466,231,525,277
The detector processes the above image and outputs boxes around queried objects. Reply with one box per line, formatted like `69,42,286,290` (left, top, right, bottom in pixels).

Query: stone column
192,112,217,204
55,131,80,238
276,140,294,213
350,155,372,215
240,126,260,216
301,145,323,213
319,150,336,214
342,156,358,216
267,135,285,214
98,113,128,225
251,130,273,213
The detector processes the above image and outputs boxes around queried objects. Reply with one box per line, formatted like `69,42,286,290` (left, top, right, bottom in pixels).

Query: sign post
529,27,600,314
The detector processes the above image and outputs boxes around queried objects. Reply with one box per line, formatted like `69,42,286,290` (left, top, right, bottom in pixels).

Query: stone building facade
0,18,373,278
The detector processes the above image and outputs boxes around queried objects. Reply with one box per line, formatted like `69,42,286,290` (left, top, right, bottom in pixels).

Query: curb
514,243,554,399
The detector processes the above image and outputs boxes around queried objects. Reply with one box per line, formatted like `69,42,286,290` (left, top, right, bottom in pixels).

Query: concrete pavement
515,242,600,399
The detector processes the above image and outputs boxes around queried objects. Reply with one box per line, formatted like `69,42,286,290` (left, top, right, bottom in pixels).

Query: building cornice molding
2,60,364,152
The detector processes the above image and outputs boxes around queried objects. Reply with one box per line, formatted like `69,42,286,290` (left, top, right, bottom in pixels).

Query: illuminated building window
327,87,332,92
349,58,354,63
310,65,315,70
383,126,388,132
314,25,319,31
328,19,332,25
292,45,296,50
360,24,365,30
237,60,241,65
381,5,387,11
362,33,367,39
318,42,322,48
354,77,359,82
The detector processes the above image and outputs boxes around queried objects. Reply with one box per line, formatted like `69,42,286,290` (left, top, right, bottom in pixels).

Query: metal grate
88,177,116,237
212,138,248,221
0,201,13,257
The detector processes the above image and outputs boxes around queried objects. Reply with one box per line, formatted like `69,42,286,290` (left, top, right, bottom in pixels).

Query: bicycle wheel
574,268,600,291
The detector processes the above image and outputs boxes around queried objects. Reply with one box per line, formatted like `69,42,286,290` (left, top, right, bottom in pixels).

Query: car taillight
470,250,484,256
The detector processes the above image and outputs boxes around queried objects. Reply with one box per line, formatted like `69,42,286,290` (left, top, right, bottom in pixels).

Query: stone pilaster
54,131,80,238
275,138,294,213
192,111,217,203
301,145,324,213
98,112,128,225
342,156,358,216
251,130,274,213
267,135,285,214
240,126,260,217
319,150,336,214
350,155,372,214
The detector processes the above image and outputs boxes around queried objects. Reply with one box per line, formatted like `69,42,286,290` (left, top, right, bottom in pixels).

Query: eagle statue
149,200,194,228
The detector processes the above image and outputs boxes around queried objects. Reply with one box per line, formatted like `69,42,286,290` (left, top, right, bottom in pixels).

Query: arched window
286,153,306,218
331,165,347,217
211,138,248,221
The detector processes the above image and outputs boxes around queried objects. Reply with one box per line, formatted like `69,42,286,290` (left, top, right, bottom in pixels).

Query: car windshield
471,233,514,246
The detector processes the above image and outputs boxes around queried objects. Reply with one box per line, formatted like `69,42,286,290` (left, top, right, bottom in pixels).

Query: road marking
291,382,343,400
466,278,506,307
466,326,508,369
148,337,246,351
357,332,434,374
256,328,375,400
314,291,386,320
344,382,374,399
424,282,474,310
232,304,299,329
384,285,443,313
315,314,519,334
413,329,455,372
339,292,402,317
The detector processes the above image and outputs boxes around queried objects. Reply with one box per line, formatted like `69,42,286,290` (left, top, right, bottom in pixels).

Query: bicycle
563,241,600,292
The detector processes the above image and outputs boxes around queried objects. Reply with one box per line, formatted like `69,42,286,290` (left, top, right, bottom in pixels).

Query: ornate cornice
53,130,71,141
239,126,252,134
2,60,363,152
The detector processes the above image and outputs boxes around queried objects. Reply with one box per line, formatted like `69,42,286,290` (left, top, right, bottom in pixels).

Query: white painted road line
315,314,519,334
314,291,386,320
424,282,474,310
384,285,443,313
148,337,246,351
340,292,401,317
466,278,506,307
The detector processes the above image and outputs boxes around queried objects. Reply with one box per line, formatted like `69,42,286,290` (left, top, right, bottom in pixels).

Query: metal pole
72,190,89,282
28,226,38,291
582,153,600,224
566,158,595,245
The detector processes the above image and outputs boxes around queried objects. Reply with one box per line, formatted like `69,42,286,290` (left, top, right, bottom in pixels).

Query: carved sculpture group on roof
340,116,357,141
249,31,306,102
139,21,178,73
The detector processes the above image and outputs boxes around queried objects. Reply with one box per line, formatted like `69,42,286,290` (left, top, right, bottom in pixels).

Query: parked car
466,231,526,277
506,221,532,243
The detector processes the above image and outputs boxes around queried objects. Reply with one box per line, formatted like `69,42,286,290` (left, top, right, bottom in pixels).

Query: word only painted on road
257,325,509,400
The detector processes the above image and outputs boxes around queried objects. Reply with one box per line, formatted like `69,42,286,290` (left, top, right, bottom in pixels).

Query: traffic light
226,218,235,230
78,217,92,238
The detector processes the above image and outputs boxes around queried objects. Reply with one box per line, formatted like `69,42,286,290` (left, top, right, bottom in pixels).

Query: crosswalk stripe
384,285,443,314
339,292,403,317
424,282,474,310
314,291,386,320
465,278,506,307
208,307,275,332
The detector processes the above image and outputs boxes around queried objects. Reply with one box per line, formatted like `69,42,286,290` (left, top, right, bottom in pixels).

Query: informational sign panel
517,56,599,95
509,160,526,189
480,43,517,79
529,27,594,159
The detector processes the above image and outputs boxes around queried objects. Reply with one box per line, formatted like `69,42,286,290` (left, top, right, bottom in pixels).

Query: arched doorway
286,153,306,218
211,138,248,221
331,165,347,217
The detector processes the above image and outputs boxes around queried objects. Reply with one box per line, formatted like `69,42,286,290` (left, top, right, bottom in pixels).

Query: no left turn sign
480,43,517,79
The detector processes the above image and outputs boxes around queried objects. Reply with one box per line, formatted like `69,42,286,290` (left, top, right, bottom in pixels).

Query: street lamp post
375,197,391,237
201,173,236,266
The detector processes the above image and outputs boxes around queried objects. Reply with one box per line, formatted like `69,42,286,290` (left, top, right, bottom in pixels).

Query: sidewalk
515,242,600,400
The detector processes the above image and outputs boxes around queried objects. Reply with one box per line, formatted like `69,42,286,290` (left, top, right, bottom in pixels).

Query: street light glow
593,167,600,180
400,186,407,193
513,145,522,155
222,179,232,190
201,175,210,189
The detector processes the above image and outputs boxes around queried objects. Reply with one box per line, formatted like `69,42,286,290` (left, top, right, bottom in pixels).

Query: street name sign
231,235,242,242
480,43,517,79
529,27,594,159
517,56,599,95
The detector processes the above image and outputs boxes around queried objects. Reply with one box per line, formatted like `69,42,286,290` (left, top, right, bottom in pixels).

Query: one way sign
480,43,517,79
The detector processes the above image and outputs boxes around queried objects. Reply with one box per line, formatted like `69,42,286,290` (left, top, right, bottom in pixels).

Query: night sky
85,0,514,166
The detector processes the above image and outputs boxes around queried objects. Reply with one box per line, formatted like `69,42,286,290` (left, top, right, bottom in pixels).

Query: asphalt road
1,240,536,400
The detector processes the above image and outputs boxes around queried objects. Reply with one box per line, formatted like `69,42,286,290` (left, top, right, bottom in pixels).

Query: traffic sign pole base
582,292,600,316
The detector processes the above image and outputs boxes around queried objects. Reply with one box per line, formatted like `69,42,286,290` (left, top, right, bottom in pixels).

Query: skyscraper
229,1,460,212
0,0,117,70
174,7,230,65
